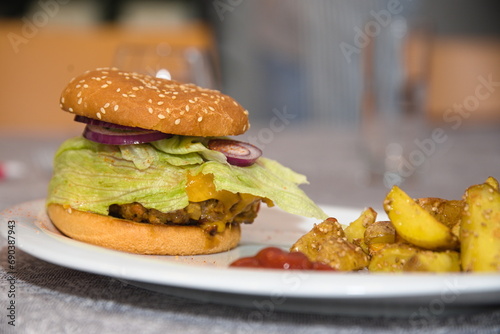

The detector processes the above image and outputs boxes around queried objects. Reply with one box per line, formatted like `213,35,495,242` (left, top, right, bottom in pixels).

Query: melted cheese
185,172,266,233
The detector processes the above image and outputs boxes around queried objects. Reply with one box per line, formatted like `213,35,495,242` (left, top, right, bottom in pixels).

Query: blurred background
0,0,499,207
1,0,499,133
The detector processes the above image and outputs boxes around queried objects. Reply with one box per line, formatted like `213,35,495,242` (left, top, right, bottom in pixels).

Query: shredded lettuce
47,136,328,220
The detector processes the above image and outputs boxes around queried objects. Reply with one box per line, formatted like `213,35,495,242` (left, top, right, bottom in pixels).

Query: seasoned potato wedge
460,181,500,272
344,207,377,253
485,176,499,191
291,218,369,271
403,250,461,272
415,197,464,229
364,221,396,246
368,243,419,272
369,243,460,273
368,242,387,255
451,222,460,239
384,186,459,250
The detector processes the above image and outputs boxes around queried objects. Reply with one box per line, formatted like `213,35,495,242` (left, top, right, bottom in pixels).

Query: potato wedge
485,176,499,191
415,197,464,229
368,243,418,272
383,186,459,250
460,182,500,272
344,207,377,253
291,218,369,271
403,250,461,272
364,221,396,245
451,221,460,239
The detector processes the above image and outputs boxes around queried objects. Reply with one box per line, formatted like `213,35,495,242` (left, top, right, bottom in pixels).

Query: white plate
2,199,500,316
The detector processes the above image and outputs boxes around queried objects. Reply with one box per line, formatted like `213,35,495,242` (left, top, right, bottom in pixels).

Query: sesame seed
148,107,154,114
197,116,203,122
148,99,153,103
171,96,177,100
114,105,119,111
174,119,181,125
106,81,112,84
76,84,81,88
232,101,238,106
77,98,82,105
159,94,165,97
208,106,215,111
243,110,249,115
158,114,166,119
83,84,89,88
185,105,190,111
129,94,136,98
158,101,164,106
59,103,63,108
77,92,82,98
95,77,101,81
96,112,102,119
100,107,106,114
180,110,185,116
101,84,108,88
188,99,195,103
61,97,65,103
68,107,74,112
116,88,121,93
104,103,110,108
122,94,128,97
132,87,139,91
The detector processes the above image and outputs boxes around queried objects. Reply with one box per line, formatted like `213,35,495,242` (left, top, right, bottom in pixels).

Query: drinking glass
112,43,219,89
359,16,432,188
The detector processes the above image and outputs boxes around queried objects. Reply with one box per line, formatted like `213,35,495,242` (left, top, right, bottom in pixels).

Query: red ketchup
229,247,336,271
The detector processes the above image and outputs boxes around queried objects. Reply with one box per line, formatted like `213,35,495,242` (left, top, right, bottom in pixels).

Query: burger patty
108,198,260,226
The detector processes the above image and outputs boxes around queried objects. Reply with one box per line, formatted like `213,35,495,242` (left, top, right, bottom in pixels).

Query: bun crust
60,68,249,136
47,204,241,255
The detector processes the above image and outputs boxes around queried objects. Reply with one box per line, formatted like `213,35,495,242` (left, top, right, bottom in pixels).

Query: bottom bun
47,204,241,255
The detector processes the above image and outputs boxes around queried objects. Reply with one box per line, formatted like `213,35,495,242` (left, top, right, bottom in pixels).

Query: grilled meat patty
108,198,260,226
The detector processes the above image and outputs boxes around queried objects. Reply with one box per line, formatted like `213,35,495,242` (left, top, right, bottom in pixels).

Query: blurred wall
1,0,499,134
0,0,213,135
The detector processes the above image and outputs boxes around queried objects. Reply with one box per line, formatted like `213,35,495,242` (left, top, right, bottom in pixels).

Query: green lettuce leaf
47,136,327,220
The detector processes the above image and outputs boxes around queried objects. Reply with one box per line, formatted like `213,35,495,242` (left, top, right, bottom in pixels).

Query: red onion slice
83,124,172,145
208,139,262,167
74,115,139,130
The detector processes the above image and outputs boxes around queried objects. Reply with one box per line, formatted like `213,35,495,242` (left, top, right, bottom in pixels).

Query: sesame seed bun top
59,68,250,136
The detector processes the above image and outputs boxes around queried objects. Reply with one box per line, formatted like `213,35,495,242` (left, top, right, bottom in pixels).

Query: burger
47,68,327,255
